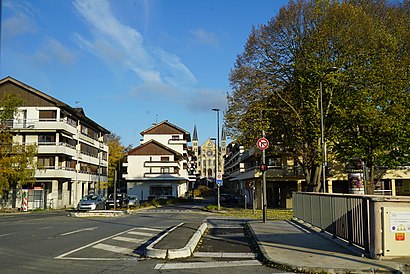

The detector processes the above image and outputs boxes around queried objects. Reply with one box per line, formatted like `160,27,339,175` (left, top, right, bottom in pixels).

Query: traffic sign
257,137,269,150
216,172,223,186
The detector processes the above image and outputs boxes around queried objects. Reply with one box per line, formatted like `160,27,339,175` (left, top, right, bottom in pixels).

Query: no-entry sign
257,137,269,150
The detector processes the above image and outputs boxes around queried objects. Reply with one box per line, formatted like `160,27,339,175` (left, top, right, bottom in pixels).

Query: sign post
257,133,269,223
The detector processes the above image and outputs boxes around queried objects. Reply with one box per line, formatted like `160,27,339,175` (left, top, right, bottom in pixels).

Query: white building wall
142,133,186,154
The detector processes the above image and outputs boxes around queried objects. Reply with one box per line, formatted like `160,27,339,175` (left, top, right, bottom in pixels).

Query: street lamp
212,108,220,210
320,66,338,193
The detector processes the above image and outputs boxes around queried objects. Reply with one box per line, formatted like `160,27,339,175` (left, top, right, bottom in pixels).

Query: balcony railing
144,161,180,167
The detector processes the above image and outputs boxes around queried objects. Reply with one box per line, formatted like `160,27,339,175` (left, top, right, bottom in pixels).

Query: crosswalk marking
154,260,262,270
112,236,145,244
92,243,137,255
136,227,163,232
193,252,256,258
127,231,156,237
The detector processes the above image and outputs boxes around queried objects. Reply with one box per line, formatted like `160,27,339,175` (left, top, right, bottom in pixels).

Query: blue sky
1,0,286,147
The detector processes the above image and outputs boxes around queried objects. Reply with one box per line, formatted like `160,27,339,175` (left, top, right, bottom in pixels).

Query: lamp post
212,108,220,210
320,66,338,193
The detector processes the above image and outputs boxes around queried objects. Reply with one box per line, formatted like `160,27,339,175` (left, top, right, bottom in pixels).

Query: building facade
223,140,410,209
0,77,110,210
192,125,226,186
123,120,192,200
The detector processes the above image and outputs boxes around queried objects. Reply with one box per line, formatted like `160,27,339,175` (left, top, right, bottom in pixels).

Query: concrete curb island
145,222,207,259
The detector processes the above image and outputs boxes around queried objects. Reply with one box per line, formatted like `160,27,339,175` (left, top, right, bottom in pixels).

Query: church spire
193,124,198,141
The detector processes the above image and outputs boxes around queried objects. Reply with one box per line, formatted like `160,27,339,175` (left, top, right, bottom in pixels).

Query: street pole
262,130,267,223
320,66,337,193
114,170,117,210
212,108,220,211
320,80,326,193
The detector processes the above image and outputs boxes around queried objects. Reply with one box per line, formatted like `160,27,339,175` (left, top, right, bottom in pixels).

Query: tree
226,0,410,192
0,93,37,206
105,133,126,190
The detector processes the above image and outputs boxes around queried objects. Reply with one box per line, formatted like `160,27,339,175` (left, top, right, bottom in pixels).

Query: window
38,156,55,168
39,110,57,121
150,186,172,196
161,156,169,162
38,134,55,144
161,167,170,174
80,143,98,158
171,135,179,140
268,157,282,167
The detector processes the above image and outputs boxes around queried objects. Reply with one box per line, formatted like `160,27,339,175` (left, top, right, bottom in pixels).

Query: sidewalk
248,220,409,274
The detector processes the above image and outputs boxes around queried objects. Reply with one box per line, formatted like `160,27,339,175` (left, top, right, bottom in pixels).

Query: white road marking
92,243,136,255
127,231,155,237
193,252,256,258
135,227,163,232
112,236,145,244
60,227,98,236
55,227,138,259
39,226,53,230
0,233,13,237
154,260,262,270
54,257,139,261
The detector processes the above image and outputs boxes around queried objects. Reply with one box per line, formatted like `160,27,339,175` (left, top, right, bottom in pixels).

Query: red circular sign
257,137,269,150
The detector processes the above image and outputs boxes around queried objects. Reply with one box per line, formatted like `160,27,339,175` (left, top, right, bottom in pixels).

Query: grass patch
205,205,293,220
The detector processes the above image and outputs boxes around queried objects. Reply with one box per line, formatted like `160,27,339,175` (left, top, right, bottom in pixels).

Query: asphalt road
0,204,288,273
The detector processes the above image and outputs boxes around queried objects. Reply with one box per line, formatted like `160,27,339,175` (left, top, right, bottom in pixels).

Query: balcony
37,142,76,156
8,119,77,135
144,161,180,168
35,166,76,179
168,139,187,145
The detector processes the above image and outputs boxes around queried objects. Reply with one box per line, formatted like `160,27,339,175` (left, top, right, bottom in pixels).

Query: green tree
226,0,410,192
0,93,37,206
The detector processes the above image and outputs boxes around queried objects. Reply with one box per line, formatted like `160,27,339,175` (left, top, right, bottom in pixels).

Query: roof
126,139,182,157
0,76,110,134
140,120,191,142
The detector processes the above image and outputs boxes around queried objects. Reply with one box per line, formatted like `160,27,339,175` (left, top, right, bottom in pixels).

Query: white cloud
190,28,219,47
2,0,36,39
32,38,76,66
73,0,196,87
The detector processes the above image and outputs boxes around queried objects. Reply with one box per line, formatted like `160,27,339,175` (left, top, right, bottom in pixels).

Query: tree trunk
367,165,375,194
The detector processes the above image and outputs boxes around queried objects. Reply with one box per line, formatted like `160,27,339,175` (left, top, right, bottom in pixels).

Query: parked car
77,195,105,211
128,195,140,207
105,193,129,209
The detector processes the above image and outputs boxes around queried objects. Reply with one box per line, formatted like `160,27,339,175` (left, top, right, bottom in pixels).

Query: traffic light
260,164,267,172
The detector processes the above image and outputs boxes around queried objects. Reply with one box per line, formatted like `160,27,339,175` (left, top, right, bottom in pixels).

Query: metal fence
293,192,370,255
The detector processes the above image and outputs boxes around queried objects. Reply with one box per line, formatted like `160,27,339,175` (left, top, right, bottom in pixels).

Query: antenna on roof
155,114,158,124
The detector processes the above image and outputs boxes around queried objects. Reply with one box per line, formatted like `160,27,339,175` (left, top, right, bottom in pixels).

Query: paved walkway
248,220,410,273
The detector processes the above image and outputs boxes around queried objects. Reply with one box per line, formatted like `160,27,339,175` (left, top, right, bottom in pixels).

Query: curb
69,210,128,217
145,222,207,259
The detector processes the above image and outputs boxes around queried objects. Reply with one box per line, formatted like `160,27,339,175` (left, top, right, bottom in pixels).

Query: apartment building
0,77,109,209
123,120,193,200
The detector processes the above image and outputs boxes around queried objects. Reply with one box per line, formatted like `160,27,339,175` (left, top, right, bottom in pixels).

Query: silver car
77,195,105,211
128,195,140,207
